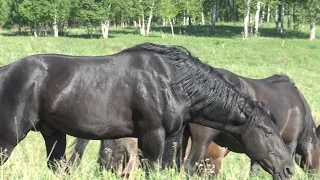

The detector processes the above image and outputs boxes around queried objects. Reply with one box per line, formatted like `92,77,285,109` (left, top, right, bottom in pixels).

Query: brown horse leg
203,142,229,175
184,124,220,175
121,138,138,179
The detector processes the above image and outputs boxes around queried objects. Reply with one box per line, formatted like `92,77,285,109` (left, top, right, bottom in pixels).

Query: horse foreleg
41,130,67,173
162,127,186,169
138,129,165,176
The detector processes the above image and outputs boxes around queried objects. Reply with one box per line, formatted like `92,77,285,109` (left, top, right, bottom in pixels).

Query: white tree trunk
250,13,253,36
211,2,217,30
140,13,146,36
101,20,110,38
275,6,279,32
280,0,285,33
34,31,38,37
243,0,251,40
162,18,166,26
310,19,316,40
169,17,174,39
201,12,205,25
146,0,155,35
133,20,137,27
267,5,270,23
254,1,261,36
183,12,186,26
53,14,58,37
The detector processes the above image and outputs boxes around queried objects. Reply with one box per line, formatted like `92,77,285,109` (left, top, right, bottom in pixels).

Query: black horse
184,68,320,176
0,43,293,179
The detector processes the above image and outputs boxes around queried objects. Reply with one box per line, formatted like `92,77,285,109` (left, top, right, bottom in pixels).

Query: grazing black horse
0,43,293,179
184,68,320,176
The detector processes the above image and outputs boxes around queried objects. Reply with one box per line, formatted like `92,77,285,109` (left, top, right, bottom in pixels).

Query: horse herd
0,43,319,179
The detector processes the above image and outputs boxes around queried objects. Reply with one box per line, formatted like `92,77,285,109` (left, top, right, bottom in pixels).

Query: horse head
237,102,294,180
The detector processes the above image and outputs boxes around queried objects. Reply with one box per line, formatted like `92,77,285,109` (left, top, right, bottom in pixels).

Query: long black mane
123,43,270,124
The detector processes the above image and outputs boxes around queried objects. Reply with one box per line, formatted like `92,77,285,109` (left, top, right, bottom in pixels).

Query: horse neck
186,67,252,126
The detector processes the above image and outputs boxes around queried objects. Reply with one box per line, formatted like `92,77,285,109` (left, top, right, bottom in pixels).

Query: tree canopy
0,0,318,39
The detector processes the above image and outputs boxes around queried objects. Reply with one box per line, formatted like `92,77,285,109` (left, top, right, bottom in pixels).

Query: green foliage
18,0,51,25
158,0,178,19
0,0,10,26
17,0,70,26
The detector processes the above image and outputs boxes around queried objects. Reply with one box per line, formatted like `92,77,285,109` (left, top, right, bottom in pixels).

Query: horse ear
316,125,320,137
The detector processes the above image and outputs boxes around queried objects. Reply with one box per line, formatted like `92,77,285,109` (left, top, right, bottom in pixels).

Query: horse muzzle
272,162,294,180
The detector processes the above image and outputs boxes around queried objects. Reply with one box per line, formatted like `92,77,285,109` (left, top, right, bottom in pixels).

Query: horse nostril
283,166,294,178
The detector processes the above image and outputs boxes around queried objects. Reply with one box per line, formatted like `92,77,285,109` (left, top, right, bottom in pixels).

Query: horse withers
184,68,320,176
0,43,293,179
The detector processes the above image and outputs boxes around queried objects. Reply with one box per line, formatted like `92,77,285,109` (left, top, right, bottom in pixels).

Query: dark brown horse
0,43,293,179
184,68,320,176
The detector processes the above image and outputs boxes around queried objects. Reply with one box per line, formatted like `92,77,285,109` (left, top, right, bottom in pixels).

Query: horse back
243,75,307,143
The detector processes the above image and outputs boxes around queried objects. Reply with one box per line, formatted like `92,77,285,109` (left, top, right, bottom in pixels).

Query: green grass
0,23,320,179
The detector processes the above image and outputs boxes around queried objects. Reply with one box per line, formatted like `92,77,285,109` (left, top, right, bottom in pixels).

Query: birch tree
136,0,156,36
305,0,320,40
254,1,261,36
146,0,155,35
243,0,251,40
203,0,220,30
50,0,70,37
159,0,178,38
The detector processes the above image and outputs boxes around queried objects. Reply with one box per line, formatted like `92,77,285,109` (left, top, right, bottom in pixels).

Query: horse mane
123,43,270,123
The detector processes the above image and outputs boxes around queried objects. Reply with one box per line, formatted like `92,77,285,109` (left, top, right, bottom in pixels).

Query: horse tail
68,138,90,168
264,74,295,84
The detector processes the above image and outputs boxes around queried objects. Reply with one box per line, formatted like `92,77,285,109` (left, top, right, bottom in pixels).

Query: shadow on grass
153,25,310,39
1,27,140,39
1,25,310,39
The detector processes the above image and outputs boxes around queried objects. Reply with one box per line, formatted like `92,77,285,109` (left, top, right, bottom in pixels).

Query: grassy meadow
0,23,320,179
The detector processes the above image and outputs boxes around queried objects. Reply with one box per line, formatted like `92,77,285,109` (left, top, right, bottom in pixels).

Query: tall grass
0,23,319,179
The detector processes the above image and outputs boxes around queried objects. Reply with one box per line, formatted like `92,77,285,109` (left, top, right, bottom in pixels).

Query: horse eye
257,123,273,135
